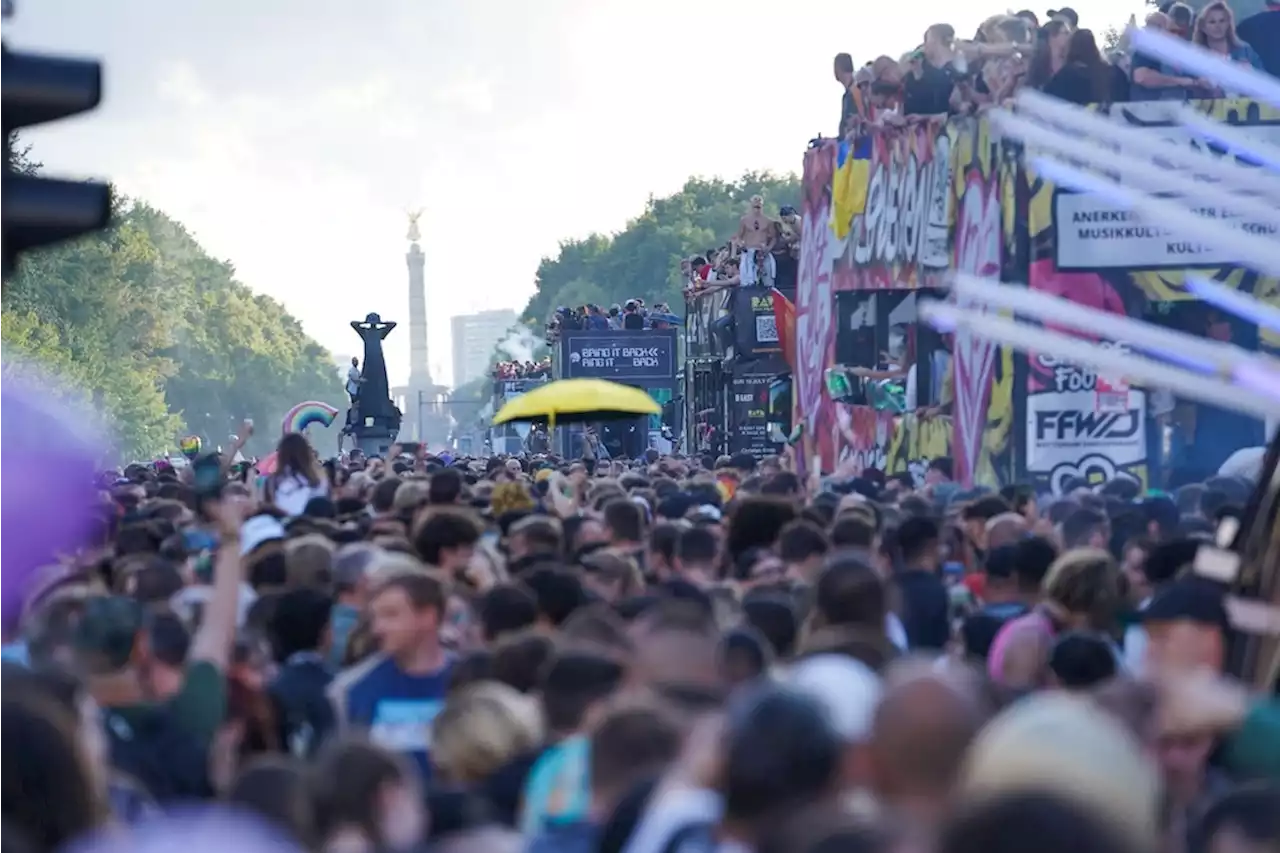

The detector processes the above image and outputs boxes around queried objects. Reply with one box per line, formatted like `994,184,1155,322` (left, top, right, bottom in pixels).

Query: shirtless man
733,195,779,287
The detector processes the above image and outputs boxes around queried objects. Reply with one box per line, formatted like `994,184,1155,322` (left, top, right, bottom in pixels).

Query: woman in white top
265,432,330,517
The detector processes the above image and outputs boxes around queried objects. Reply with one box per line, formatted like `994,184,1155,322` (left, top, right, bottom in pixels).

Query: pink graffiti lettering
952,170,1002,485
797,199,835,433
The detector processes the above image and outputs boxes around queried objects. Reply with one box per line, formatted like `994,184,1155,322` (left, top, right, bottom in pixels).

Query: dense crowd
4,426,1278,853
493,360,552,381
545,301,679,345
835,3,1271,135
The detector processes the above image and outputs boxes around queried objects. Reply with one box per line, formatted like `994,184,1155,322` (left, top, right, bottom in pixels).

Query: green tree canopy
521,171,800,323
2,168,342,462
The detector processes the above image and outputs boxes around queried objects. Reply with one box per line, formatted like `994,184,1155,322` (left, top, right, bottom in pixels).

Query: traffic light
2,41,112,278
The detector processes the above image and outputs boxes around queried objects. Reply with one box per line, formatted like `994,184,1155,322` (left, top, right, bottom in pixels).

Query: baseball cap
1046,7,1079,26
1142,577,1229,632
788,654,883,742
240,514,286,557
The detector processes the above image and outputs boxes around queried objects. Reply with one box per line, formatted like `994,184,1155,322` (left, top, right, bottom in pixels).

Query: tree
520,171,801,324
2,181,342,461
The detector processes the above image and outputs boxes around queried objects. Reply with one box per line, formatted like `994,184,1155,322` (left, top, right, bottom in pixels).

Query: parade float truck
796,99,1278,493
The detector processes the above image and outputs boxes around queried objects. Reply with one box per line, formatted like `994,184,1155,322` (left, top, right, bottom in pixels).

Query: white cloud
429,75,494,116
155,61,211,108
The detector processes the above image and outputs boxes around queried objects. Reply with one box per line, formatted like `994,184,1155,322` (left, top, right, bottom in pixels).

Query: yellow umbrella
491,378,661,429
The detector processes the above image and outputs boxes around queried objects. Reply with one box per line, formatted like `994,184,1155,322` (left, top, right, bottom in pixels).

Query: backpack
102,705,213,803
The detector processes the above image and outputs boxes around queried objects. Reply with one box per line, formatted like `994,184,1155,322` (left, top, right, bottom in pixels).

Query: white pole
992,110,1280,232
1186,275,1280,336
1029,156,1280,279
1129,27,1280,110
1168,105,1280,174
920,301,1280,420
1012,91,1280,202
950,274,1250,373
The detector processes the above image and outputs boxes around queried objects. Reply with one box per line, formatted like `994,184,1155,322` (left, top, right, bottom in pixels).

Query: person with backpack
72,496,250,803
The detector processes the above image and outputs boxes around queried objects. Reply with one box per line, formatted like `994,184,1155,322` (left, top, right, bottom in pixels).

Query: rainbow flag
830,137,872,240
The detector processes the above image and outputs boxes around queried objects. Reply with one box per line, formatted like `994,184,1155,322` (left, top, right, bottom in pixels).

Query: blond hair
1194,0,1242,49
431,682,544,784
1042,548,1122,628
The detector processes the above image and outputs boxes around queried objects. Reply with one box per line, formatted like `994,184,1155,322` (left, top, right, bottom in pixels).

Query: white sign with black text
1055,196,1279,269
1026,352,1147,493
1051,100,1280,271
1026,388,1146,478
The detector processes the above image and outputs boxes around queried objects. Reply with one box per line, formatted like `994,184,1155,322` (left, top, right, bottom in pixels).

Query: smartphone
191,452,224,513
399,441,421,457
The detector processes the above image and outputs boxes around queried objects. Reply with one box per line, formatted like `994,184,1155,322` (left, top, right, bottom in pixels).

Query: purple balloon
1,376,102,626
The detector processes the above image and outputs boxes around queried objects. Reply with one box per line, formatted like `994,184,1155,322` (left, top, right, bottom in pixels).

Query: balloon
1,376,102,625
180,435,202,459
281,401,338,435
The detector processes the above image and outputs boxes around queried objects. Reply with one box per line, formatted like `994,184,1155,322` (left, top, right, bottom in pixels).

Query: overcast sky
8,0,1141,386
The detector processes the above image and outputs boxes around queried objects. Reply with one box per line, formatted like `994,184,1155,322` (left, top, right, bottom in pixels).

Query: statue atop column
406,209,423,244
344,312,402,456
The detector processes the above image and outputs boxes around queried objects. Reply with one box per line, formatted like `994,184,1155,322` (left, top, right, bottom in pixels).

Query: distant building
451,309,518,387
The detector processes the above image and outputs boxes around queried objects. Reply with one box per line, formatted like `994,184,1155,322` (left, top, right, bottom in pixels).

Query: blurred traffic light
2,41,112,278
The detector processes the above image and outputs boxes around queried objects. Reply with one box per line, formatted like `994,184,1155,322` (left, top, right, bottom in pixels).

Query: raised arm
220,419,254,472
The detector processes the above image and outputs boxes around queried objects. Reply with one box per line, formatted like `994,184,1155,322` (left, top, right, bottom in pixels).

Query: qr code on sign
755,315,779,343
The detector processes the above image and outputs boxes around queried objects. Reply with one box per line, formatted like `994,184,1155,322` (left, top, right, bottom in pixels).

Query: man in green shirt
74,497,249,801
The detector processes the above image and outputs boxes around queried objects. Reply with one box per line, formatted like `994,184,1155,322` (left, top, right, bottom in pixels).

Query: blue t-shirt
520,736,592,835
344,655,452,779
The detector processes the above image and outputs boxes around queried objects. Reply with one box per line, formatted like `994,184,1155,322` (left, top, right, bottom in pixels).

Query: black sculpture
346,312,402,457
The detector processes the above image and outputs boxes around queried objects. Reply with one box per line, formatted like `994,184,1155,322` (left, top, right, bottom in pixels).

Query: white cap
240,515,285,557
788,654,883,742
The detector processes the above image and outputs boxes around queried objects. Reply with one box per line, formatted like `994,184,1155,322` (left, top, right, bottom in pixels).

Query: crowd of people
545,300,679,345
4,424,1279,853
835,3,1272,134
493,359,553,382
